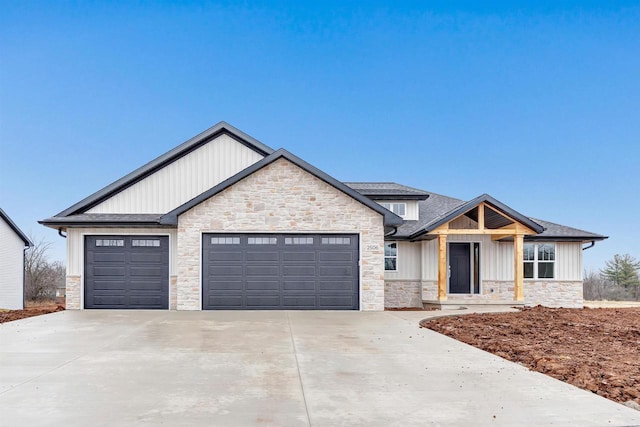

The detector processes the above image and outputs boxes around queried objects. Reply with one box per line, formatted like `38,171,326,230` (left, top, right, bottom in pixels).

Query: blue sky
1,1,638,271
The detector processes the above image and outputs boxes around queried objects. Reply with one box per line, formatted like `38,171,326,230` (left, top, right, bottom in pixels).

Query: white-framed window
385,242,398,271
524,243,555,279
380,203,406,217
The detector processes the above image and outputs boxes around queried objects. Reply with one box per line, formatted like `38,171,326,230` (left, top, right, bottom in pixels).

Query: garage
84,235,169,309
202,233,359,310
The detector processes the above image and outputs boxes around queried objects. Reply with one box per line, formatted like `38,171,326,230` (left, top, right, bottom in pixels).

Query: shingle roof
526,219,607,241
344,182,430,200
0,208,33,246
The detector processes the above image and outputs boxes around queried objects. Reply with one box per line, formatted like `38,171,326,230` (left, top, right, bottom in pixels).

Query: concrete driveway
1,310,638,426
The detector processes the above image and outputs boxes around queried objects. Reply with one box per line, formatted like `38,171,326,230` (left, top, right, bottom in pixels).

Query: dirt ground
0,303,65,324
421,306,640,407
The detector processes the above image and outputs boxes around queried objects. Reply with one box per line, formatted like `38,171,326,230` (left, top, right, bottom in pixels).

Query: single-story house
0,208,32,309
41,122,606,310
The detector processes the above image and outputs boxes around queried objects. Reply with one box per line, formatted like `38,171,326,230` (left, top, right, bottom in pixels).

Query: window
211,237,240,245
95,239,124,247
132,239,161,247
285,237,314,245
523,243,555,279
321,237,351,245
385,242,398,271
380,203,406,217
248,237,277,245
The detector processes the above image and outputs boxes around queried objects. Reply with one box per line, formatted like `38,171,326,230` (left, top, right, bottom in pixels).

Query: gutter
582,241,596,251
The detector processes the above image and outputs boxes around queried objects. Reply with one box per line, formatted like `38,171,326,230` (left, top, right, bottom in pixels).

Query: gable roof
0,208,32,247
344,182,430,200
408,194,544,239
159,149,404,227
55,121,275,217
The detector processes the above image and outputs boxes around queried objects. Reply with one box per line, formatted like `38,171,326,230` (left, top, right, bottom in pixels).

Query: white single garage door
202,234,359,310
84,235,169,309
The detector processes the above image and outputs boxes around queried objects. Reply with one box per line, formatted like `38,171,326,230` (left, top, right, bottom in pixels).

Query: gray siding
384,241,421,280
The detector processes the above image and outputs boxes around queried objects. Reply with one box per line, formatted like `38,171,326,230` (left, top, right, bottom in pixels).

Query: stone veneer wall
65,275,81,309
420,279,583,308
176,158,385,311
524,281,583,308
384,281,422,308
170,276,178,310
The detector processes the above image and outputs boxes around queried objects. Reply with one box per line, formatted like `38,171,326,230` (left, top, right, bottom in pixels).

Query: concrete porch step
423,299,525,310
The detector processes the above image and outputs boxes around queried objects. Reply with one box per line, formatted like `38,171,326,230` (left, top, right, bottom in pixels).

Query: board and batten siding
87,134,264,214
66,228,177,276
420,237,583,282
0,217,26,309
384,241,421,280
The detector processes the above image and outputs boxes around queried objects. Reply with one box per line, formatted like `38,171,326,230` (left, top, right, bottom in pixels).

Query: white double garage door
84,233,359,310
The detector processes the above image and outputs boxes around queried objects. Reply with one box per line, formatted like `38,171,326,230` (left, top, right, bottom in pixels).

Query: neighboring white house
0,208,32,310
40,122,607,311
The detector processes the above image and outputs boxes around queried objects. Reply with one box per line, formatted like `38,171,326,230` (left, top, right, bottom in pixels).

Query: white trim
384,241,398,272
524,242,556,280
80,231,172,310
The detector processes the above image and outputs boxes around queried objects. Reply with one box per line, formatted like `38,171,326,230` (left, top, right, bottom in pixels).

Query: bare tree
24,234,64,302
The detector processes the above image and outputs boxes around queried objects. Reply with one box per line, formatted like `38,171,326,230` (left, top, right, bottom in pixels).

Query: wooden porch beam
514,233,525,301
438,234,447,301
478,202,485,230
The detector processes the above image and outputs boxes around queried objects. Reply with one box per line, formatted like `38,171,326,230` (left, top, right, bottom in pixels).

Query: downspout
582,241,595,251
58,228,67,238
384,226,398,237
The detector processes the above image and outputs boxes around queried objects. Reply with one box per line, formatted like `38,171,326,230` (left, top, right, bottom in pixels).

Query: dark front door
202,233,359,310
449,243,471,294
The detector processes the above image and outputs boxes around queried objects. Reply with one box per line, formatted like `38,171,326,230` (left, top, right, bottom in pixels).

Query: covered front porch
408,195,544,308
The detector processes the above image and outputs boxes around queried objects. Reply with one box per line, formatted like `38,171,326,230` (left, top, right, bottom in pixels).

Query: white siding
556,242,583,281
385,241,421,280
375,201,419,220
66,228,177,276
87,134,264,214
0,218,26,309
419,236,583,282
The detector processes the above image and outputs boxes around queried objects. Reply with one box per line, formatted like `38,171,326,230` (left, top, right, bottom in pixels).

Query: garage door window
132,239,161,247
211,237,240,245
321,237,351,245
248,237,277,245
95,239,124,247
285,237,314,245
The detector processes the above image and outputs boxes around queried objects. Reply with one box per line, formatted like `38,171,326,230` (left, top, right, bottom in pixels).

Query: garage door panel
246,280,280,291
246,251,279,262
93,266,126,276
85,236,169,309
246,265,279,276
208,280,243,291
93,253,126,263
282,296,316,307
209,252,243,262
203,233,358,310
319,251,354,262
283,280,315,291
130,252,164,263
283,265,316,277
283,251,315,262
319,265,354,277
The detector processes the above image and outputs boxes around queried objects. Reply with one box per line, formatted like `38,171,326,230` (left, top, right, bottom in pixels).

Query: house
40,122,606,311
0,208,32,309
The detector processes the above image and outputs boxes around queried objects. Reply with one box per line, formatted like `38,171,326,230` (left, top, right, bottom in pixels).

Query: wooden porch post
514,234,524,301
438,234,448,301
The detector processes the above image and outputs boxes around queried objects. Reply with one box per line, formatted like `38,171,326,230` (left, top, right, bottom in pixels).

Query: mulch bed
420,306,640,406
0,305,65,323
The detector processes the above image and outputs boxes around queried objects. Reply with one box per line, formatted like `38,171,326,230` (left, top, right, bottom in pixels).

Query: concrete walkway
1,309,638,426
